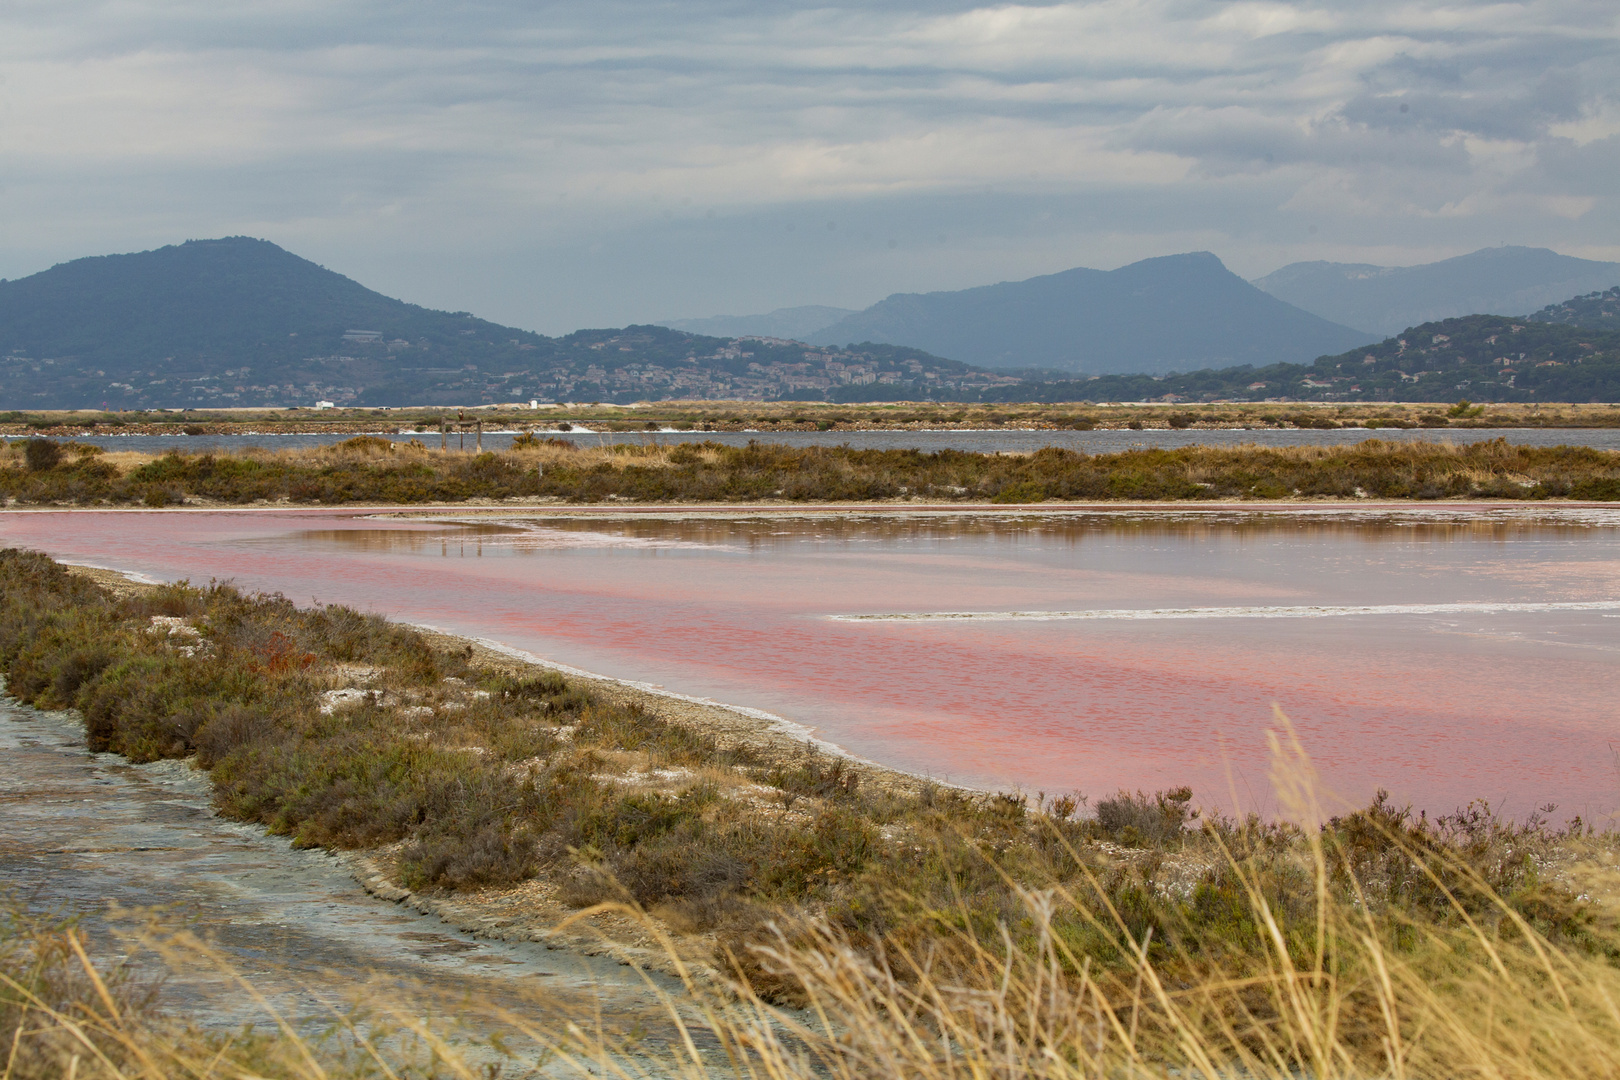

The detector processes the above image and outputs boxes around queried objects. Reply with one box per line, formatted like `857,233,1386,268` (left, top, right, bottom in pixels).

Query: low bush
1094,785,1196,846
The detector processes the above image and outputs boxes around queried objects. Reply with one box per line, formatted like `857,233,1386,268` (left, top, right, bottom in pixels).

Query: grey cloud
1521,134,1620,196
0,0,1615,330
1343,66,1598,142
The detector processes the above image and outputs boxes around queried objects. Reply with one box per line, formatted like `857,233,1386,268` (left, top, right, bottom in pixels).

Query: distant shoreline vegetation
4,435,1620,506
8,399,1620,446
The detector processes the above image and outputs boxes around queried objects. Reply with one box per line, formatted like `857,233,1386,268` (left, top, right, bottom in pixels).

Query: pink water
4,508,1618,821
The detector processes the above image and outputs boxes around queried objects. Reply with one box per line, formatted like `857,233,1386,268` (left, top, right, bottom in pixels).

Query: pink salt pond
4,506,1617,823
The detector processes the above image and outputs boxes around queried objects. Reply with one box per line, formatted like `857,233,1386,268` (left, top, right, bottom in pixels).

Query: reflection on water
299,509,1620,555
4,506,1619,822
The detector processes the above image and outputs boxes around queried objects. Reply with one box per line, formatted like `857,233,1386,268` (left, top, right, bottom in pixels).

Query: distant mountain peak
0,238,998,408
803,252,1368,374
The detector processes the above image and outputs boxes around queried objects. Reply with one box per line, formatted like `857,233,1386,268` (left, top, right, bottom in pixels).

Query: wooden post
440,421,447,450
476,420,483,452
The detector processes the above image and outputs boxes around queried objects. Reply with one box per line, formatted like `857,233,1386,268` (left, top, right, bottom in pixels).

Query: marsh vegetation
4,434,1620,505
10,400,1620,438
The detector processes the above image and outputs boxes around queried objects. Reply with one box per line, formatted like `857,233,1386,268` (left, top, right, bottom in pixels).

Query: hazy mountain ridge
5,237,1620,410
0,239,1013,408
804,253,1371,373
660,306,856,340
1253,247,1620,336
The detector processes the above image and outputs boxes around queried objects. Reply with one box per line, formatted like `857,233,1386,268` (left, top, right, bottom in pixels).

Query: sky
1,0,1617,334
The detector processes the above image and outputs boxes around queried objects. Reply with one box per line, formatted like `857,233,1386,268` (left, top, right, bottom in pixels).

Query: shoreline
28,553,1620,1036
56,561,947,980
11,496,1620,516
62,563,933,795
410,626,938,797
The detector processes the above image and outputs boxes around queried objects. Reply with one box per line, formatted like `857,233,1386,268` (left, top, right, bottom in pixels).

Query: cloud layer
1,0,1616,331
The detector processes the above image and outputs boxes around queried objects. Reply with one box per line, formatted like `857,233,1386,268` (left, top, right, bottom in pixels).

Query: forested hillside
0,239,1015,408
1529,287,1620,330
985,316,1620,404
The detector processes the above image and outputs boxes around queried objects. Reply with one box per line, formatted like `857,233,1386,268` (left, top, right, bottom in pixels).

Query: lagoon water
55,425,1620,455
3,506,1618,822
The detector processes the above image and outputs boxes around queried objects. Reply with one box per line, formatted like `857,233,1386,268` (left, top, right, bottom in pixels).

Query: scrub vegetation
10,399,1620,438
5,434,1620,505
4,548,1620,1080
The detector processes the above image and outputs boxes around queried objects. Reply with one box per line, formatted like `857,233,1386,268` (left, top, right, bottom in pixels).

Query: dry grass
4,436,1620,505
10,401,1620,437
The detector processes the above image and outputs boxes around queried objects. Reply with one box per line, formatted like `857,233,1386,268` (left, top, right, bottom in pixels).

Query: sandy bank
57,561,937,981
62,562,927,794
15,496,1620,516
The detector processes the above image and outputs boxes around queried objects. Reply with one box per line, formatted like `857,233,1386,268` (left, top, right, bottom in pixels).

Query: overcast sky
1,0,1616,333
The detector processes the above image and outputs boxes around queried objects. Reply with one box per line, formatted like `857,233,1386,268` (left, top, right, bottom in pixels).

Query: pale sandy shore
0,495,1613,518
59,562,935,978
9,497,1620,515
62,563,924,793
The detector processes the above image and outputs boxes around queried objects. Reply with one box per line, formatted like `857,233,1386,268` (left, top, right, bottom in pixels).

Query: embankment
5,435,1620,506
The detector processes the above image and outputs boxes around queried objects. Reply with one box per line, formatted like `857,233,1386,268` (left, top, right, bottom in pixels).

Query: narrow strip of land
5,436,1620,506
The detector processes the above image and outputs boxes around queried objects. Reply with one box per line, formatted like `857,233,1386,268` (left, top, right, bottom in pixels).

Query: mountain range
0,239,1012,409
802,253,1372,374
660,254,1372,375
1252,247,1620,337
660,247,1620,370
1009,315,1620,406
4,237,1620,410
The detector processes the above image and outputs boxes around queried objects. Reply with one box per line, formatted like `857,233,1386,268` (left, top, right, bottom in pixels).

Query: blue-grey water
40,425,1620,455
